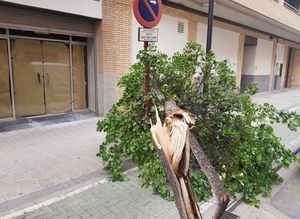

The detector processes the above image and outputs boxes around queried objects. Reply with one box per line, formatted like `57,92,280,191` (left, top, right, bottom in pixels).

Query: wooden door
0,39,13,118
72,45,87,110
11,39,45,117
42,41,71,114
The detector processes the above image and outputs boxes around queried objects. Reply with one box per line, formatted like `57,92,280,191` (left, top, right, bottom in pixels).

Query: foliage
97,42,300,207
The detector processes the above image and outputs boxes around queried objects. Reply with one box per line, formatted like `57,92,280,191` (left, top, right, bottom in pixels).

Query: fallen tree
97,42,300,212
151,101,229,218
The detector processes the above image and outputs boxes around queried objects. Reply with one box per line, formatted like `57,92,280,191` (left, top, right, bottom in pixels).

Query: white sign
138,28,159,42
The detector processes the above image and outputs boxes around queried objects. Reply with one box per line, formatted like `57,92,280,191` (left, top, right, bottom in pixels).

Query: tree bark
151,101,229,219
151,103,202,219
189,132,230,219
155,147,189,219
153,134,203,219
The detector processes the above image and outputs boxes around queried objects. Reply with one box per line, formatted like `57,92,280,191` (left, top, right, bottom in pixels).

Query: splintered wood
150,101,229,219
150,101,202,219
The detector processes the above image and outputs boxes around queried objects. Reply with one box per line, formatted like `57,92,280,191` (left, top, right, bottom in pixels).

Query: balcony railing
284,1,300,14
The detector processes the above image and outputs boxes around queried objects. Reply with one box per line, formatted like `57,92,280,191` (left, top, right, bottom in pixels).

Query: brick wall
98,1,203,82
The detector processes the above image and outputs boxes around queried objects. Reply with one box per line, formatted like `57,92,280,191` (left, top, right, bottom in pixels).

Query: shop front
0,2,99,120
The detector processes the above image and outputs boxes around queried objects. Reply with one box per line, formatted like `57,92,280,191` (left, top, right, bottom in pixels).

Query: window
284,0,300,13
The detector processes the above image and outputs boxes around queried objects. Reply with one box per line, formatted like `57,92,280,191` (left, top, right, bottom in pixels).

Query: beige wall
229,0,300,32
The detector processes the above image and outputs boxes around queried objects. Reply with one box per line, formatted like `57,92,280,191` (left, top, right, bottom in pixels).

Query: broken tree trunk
155,143,198,219
189,132,230,219
150,101,229,219
150,102,202,219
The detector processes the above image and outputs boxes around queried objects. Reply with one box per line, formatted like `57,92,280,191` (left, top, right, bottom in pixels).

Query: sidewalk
9,169,224,219
0,89,299,218
0,117,106,217
253,88,300,153
14,170,181,219
252,88,300,111
231,163,300,219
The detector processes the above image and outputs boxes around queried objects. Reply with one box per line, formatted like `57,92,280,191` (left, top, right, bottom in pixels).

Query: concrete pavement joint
2,167,139,219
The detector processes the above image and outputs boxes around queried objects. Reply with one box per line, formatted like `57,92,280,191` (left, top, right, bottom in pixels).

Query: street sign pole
144,41,150,117
133,0,162,118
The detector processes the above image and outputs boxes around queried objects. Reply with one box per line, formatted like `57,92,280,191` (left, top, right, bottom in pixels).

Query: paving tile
0,117,105,217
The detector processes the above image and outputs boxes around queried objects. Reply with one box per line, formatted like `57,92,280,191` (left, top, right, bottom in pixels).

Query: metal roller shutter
0,4,95,37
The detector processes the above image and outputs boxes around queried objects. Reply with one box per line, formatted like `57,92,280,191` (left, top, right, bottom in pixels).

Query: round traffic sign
133,0,163,28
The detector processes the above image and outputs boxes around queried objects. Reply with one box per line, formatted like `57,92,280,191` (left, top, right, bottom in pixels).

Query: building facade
0,0,300,120
0,0,101,120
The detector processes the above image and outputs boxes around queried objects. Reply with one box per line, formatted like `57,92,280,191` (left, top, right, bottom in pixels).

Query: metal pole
206,0,215,53
144,41,150,117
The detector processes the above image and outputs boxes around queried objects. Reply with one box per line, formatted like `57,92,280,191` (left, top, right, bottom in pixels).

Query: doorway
11,38,71,117
273,63,283,90
241,36,257,91
285,48,300,88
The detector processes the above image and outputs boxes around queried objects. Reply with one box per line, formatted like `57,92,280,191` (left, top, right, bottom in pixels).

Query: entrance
241,36,257,91
273,63,283,90
0,31,89,120
11,39,71,117
285,48,300,88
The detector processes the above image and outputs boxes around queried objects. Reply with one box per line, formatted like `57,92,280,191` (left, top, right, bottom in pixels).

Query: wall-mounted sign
138,28,158,42
133,0,163,29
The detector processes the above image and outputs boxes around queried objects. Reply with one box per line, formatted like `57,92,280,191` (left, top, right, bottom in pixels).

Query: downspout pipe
206,0,215,53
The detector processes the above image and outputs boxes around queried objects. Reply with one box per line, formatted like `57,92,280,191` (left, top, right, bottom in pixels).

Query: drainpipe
203,0,215,93
206,0,215,53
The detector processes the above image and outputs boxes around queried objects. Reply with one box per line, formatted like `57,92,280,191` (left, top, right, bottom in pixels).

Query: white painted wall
132,14,188,63
254,39,273,75
0,0,102,19
197,23,239,72
242,46,256,75
276,43,285,64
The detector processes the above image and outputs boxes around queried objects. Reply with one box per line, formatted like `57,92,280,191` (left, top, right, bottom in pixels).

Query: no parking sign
133,0,163,117
133,0,163,28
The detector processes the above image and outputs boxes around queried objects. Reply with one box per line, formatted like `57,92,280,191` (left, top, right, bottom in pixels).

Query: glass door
0,39,13,118
11,39,45,117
